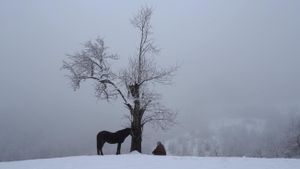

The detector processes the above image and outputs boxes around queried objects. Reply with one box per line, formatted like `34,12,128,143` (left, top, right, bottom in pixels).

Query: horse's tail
97,134,100,155
97,139,101,155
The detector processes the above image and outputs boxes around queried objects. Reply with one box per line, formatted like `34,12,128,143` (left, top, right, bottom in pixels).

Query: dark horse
97,128,132,155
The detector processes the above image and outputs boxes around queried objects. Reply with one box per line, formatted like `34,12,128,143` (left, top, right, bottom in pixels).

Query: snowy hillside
1,153,300,169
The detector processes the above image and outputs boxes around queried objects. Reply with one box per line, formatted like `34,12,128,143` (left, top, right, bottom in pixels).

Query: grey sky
0,0,299,160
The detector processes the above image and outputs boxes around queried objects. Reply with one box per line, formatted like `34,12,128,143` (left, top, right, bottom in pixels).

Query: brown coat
152,142,166,155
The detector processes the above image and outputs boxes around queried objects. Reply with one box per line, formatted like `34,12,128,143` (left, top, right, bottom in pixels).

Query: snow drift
0,153,300,169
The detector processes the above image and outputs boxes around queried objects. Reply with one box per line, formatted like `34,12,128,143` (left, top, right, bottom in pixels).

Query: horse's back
97,131,118,143
97,130,108,136
97,128,131,144
97,131,109,139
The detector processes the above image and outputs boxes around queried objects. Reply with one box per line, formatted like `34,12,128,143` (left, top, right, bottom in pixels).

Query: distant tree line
166,112,300,158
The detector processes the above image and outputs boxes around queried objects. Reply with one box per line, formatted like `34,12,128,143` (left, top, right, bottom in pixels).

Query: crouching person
152,141,166,155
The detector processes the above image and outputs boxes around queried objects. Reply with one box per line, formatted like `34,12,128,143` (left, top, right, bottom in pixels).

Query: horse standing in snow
97,128,132,155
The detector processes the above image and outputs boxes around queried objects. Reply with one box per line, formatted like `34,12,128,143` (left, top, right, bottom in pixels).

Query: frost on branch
62,37,120,100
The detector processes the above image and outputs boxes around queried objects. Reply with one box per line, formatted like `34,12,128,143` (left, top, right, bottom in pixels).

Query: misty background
0,0,300,161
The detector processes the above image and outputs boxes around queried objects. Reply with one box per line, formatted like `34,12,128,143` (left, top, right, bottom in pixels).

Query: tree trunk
130,121,142,152
130,98,143,152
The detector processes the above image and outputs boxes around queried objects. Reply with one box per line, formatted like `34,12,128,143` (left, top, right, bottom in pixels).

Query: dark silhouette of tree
62,6,177,153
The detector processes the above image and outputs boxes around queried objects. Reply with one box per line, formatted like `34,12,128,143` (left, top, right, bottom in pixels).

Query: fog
0,0,300,161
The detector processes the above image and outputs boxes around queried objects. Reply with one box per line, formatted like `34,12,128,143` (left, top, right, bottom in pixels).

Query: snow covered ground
0,153,300,169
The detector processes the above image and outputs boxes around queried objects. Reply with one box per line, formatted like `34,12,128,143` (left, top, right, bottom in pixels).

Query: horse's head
125,128,133,136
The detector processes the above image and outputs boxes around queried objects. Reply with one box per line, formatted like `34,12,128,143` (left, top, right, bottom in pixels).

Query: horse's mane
116,128,131,134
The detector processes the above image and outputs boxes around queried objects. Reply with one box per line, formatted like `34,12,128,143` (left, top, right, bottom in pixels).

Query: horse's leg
97,140,103,155
98,140,105,155
116,143,121,155
101,141,105,155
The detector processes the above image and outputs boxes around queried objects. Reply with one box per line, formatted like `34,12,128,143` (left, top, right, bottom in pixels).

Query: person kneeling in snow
152,141,166,155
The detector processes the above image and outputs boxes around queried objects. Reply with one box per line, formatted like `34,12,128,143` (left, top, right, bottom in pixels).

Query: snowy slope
0,153,300,169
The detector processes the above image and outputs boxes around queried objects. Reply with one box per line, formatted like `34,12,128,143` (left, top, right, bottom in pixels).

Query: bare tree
62,6,177,153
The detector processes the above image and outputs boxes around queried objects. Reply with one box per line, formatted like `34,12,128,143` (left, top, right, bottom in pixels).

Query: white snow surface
1,153,300,169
